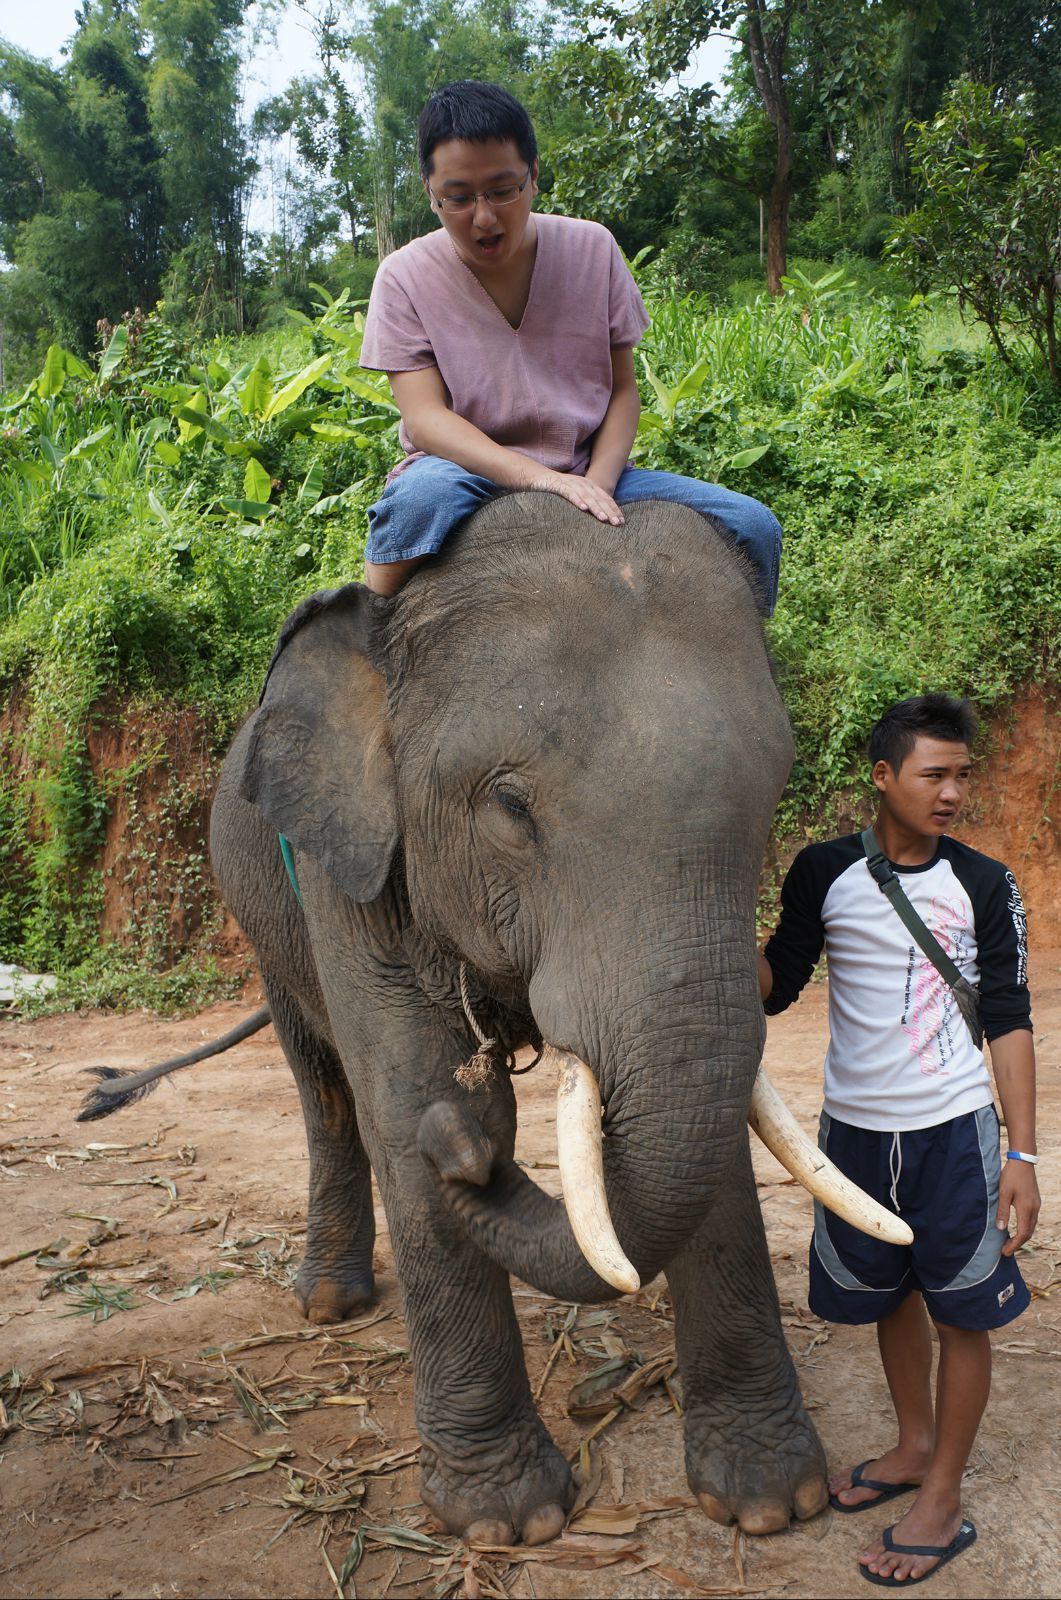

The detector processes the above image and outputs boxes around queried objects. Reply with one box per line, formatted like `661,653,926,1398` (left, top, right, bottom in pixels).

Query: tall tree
254,3,372,249
345,0,435,258
890,79,1060,383
0,4,167,347
740,0,795,291
352,0,547,253
0,0,255,344
731,0,898,260
256,0,551,261
552,0,1057,287
139,0,256,329
547,0,809,291
538,34,726,246
885,0,1060,203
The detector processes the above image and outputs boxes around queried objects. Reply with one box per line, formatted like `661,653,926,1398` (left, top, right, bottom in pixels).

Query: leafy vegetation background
1,265,1058,1004
1,0,1059,1004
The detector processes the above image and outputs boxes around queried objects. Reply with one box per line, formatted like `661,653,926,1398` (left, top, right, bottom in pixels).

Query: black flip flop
829,1460,920,1514
860,1520,977,1587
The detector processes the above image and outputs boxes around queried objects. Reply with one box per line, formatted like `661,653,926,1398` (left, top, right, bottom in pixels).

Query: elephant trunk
432,1149,619,1304
551,1050,912,1292
428,1061,910,1303
429,835,909,1300
427,946,766,1301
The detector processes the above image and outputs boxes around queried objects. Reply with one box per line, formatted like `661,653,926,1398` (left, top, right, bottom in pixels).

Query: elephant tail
75,1004,273,1122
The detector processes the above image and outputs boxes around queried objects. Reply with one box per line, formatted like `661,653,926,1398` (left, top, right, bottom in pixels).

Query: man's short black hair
417,81,537,177
868,693,977,772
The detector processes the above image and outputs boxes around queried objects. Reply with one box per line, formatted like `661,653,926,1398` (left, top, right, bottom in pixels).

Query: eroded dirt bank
2,959,1059,1600
3,688,1058,962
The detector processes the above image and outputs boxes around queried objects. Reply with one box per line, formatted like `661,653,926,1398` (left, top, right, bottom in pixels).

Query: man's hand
988,1029,1038,1256
757,952,773,1003
529,469,624,526
997,1159,1040,1255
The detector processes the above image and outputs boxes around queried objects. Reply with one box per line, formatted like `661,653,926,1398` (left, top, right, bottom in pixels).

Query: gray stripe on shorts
812,1111,909,1293
932,1103,1004,1293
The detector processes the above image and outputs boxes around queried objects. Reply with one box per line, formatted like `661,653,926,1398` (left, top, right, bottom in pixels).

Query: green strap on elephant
278,833,303,906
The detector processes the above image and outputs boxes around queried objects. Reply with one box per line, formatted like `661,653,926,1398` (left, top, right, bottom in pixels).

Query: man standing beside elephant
758,692,1040,1589
358,79,782,609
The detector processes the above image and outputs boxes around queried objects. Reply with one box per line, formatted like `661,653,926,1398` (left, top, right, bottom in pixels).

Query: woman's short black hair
417,81,537,177
868,693,977,772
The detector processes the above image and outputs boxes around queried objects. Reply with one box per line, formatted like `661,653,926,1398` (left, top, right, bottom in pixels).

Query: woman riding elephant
359,79,782,614
79,86,901,1546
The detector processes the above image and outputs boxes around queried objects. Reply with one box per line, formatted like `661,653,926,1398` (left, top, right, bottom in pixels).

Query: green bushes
0,291,396,988
1,280,1058,996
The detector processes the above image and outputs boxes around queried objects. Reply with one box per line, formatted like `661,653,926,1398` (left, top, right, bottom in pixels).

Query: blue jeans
366,456,782,615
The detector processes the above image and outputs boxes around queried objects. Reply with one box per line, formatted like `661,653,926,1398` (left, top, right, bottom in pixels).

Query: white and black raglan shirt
763,835,1031,1132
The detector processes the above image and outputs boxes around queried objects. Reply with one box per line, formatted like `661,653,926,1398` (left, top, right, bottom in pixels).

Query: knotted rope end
454,961,540,1088
454,1044,499,1090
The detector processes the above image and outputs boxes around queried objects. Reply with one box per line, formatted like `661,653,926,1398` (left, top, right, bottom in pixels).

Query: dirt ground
2,962,1060,1600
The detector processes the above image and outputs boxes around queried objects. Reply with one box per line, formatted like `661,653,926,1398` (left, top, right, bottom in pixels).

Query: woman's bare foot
364,554,428,595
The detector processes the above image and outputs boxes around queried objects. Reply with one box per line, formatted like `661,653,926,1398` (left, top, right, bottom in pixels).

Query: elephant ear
240,583,399,904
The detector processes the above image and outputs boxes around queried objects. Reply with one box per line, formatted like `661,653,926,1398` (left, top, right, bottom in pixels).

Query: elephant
194,490,896,1545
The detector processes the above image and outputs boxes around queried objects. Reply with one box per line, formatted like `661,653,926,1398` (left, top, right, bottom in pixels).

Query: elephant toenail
464,1517,514,1547
794,1476,829,1520
306,1303,344,1325
522,1503,566,1545
696,1491,736,1526
737,1499,790,1535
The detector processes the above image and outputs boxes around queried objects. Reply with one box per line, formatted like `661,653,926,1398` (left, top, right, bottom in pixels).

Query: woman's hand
527,469,625,525
388,369,628,523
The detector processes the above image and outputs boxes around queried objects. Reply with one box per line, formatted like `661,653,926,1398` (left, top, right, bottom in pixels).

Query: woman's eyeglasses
429,169,533,214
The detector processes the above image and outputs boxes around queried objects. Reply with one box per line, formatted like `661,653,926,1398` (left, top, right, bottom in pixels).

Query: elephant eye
492,782,533,822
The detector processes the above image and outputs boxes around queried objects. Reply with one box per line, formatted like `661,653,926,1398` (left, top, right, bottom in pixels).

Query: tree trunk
340,180,360,249
374,191,395,260
745,0,795,297
766,126,791,295
373,147,396,259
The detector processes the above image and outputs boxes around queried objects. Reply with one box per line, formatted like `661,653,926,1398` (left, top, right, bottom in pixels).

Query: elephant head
240,492,902,1301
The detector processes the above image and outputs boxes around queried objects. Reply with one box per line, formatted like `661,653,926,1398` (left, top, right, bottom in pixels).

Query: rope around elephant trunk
456,962,541,1088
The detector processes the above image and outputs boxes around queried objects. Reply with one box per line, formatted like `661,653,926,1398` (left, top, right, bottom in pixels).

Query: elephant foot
295,1258,376,1325
419,1412,573,1545
684,1401,828,1534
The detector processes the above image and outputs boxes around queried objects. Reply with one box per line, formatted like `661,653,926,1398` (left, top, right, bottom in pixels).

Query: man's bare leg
859,1322,990,1583
830,1291,935,1509
364,555,429,596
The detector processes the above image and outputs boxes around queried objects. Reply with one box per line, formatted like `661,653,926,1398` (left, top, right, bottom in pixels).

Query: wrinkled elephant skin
210,493,828,1541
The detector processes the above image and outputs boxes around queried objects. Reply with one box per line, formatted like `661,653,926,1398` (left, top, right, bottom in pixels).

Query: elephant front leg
358,1093,568,1544
296,867,575,1542
410,1244,573,1544
667,1136,828,1534
264,974,377,1324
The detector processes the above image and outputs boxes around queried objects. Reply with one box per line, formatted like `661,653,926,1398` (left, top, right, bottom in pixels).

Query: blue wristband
1006,1150,1039,1165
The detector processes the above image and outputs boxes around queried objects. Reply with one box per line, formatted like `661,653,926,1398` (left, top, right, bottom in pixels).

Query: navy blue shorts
809,1105,1030,1331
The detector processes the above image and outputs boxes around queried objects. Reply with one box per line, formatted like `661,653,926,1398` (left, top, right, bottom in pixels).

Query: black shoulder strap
861,827,983,1049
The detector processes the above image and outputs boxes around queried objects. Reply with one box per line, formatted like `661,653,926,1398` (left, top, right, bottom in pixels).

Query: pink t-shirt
360,213,649,479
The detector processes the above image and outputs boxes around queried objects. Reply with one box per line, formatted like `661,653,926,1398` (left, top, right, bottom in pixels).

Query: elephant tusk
547,1045,641,1295
748,1068,914,1247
